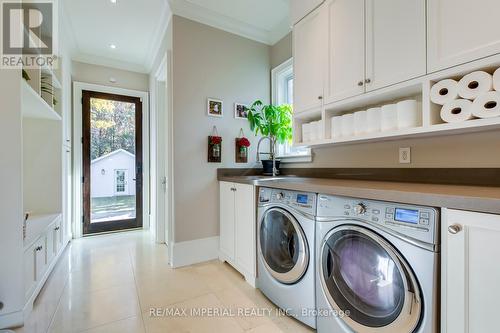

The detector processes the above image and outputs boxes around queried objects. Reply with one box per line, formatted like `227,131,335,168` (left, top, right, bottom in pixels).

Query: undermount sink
235,175,296,184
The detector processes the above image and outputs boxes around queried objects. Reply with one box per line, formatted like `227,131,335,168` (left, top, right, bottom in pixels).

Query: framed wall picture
234,103,249,119
207,98,223,117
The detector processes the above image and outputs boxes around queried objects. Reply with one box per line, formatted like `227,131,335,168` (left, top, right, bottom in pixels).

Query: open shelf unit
22,80,62,121
294,53,500,147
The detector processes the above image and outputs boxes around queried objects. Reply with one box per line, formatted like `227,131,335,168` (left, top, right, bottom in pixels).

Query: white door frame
72,82,150,238
151,51,174,254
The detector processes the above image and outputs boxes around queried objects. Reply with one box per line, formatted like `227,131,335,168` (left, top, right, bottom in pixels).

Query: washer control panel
259,188,316,215
318,195,438,245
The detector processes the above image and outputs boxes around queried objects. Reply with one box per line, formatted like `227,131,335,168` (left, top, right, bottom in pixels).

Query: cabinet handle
35,246,43,251
358,81,364,86
318,96,323,100
0,301,3,310
365,78,372,84
448,224,463,235
54,226,60,231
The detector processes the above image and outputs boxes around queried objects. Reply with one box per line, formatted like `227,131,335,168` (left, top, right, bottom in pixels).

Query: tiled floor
15,231,314,333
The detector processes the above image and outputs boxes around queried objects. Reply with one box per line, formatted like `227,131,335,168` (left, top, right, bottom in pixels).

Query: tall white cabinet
219,182,256,287
293,5,327,114
428,0,500,72
365,0,426,91
442,209,500,333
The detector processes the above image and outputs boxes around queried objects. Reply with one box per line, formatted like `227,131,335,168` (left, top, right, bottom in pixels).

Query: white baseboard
170,236,219,268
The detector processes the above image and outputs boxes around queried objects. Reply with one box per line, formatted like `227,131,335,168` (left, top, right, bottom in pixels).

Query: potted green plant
247,100,293,175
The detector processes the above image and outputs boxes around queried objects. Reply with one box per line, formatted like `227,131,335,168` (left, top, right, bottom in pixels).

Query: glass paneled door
82,90,143,234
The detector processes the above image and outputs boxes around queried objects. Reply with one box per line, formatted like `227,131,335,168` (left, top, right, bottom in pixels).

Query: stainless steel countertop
218,175,500,215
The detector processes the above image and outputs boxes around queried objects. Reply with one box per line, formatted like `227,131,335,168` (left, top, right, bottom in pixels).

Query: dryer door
259,207,309,284
319,225,422,333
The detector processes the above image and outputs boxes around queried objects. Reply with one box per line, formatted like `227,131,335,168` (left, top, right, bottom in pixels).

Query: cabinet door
293,5,327,114
219,182,235,261
62,147,71,244
290,0,325,25
428,0,500,72
23,243,37,299
234,184,256,276
365,0,426,91
46,225,55,264
325,0,365,103
443,209,500,333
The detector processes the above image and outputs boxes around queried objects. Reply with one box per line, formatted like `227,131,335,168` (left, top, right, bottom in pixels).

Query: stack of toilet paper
330,99,420,139
301,120,324,142
431,69,500,123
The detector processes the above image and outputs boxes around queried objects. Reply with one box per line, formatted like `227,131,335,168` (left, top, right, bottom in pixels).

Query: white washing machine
316,194,440,333
257,187,317,329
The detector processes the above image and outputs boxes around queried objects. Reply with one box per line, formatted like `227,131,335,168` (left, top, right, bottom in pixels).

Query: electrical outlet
399,147,411,164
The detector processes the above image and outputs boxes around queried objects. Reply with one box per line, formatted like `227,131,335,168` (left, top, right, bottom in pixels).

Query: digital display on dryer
394,208,419,224
296,194,308,204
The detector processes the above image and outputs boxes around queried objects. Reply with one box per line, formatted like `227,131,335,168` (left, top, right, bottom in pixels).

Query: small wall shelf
22,80,62,121
294,53,500,148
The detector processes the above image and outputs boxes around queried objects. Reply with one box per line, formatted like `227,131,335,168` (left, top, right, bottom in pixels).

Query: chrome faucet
256,136,278,177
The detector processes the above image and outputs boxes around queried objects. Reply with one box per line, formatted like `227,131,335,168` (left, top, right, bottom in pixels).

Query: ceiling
63,0,291,73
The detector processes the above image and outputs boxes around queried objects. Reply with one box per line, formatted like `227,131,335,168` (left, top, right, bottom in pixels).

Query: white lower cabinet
442,209,500,333
219,182,256,287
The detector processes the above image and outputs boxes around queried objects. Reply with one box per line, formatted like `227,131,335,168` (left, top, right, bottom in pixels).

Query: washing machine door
259,207,309,284
320,225,421,333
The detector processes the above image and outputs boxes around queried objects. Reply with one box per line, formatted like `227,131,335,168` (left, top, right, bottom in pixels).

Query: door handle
448,224,463,234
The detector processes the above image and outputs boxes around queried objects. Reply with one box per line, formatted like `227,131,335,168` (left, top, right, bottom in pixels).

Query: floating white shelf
22,80,62,121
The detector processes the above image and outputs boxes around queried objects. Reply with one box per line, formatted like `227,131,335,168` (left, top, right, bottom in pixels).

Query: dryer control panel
259,188,316,216
317,194,439,245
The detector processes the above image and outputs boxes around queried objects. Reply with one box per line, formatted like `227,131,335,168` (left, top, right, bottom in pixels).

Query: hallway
15,231,313,333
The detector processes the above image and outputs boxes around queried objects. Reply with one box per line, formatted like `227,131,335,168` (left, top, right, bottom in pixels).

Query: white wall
91,152,136,198
172,16,271,243
72,61,149,91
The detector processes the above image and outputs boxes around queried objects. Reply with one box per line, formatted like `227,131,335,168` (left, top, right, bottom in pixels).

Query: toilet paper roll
440,99,474,123
458,71,493,100
354,111,368,136
430,79,459,105
331,116,342,138
366,107,381,133
341,114,354,137
397,100,421,129
471,91,500,119
381,104,398,131
493,67,500,92
309,121,318,141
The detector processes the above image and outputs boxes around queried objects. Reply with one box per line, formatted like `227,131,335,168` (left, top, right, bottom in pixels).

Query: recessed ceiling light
110,0,117,3
110,44,116,49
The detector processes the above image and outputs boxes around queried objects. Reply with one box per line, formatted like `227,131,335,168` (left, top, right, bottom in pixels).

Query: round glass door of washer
259,208,309,284
320,226,422,332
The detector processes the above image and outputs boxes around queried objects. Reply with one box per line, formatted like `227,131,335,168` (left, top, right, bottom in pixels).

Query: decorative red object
237,137,251,147
210,136,222,145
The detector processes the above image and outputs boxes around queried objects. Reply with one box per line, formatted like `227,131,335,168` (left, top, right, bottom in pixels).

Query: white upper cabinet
290,0,325,25
325,0,365,103
442,209,500,333
293,5,327,114
365,0,426,91
428,0,500,72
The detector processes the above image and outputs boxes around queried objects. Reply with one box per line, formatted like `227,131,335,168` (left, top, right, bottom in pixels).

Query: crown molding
72,53,149,74
145,3,173,72
169,0,290,45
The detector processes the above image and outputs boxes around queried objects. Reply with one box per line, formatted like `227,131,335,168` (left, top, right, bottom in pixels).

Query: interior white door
219,182,235,261
443,209,500,333
290,0,325,25
293,4,327,114
428,0,500,72
234,184,256,276
325,0,365,103
365,0,426,91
